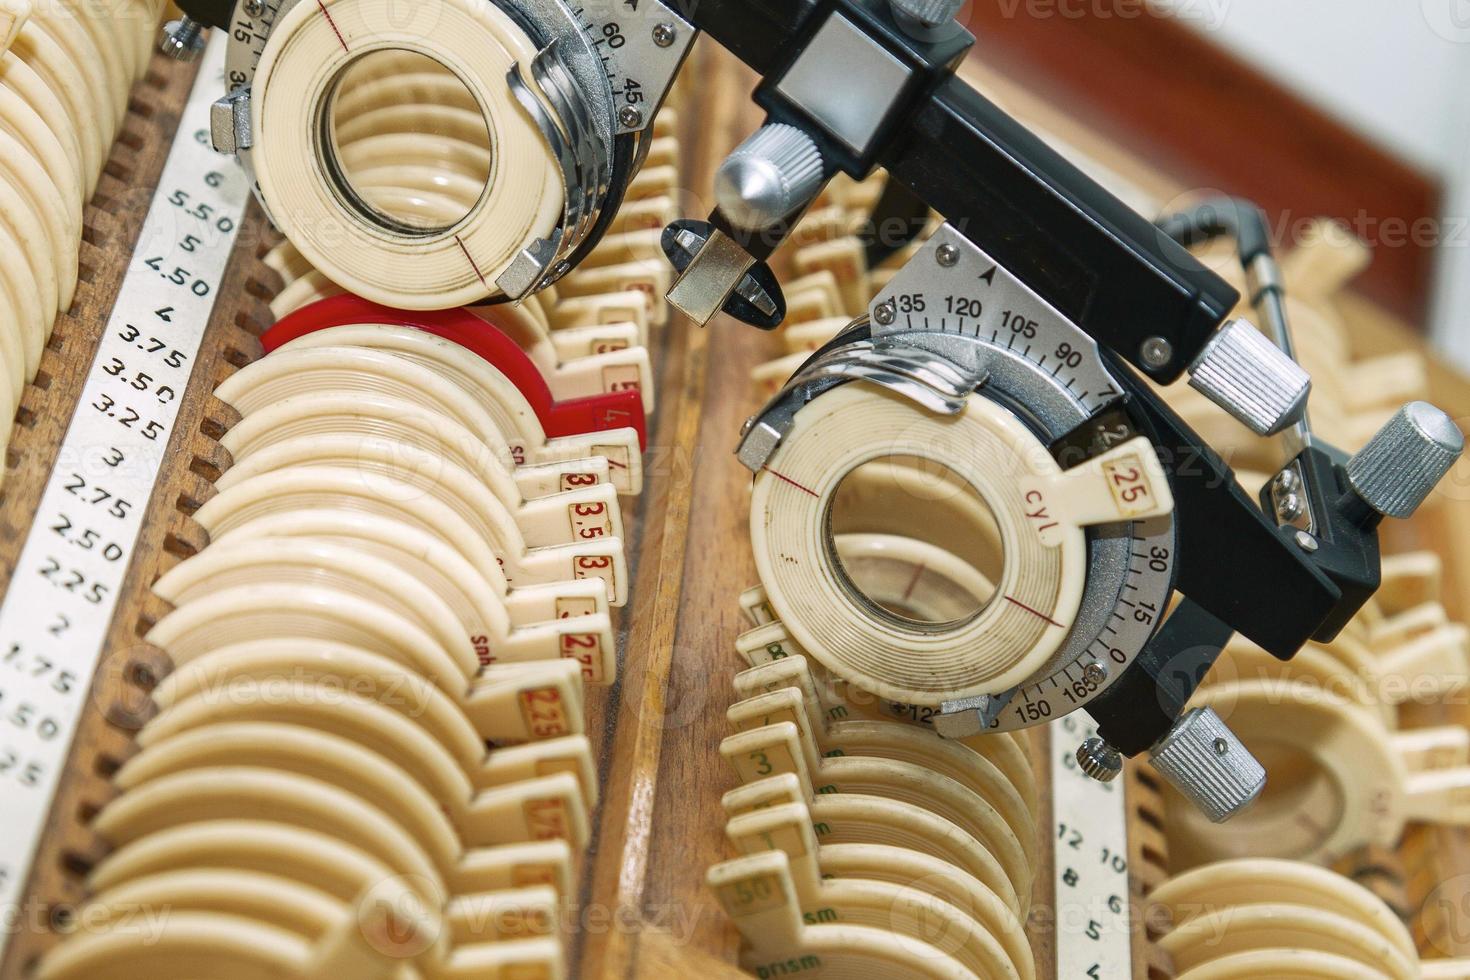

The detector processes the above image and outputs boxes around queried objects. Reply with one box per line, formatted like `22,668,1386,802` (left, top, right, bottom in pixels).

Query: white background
1164,0,1470,370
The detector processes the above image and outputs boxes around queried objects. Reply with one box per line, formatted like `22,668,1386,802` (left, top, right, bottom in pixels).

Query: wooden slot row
1148,856,1468,980
649,47,1470,980
710,57,1470,976
709,597,1041,980
0,48,226,980
0,36,689,980
0,0,167,497
0,44,183,599
960,58,1470,974
11,33,1470,980
20,78,687,980
0,194,284,980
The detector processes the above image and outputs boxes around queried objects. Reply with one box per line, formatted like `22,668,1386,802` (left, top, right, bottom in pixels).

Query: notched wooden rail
0,42,282,967
4,32,1467,980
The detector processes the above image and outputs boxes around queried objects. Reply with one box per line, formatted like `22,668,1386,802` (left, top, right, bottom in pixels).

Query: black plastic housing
683,0,1241,380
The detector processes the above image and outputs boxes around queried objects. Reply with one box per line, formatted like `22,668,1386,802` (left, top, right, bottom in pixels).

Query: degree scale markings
0,37,248,947
1000,529,1166,728
571,0,693,134
886,246,1115,418
868,227,1175,732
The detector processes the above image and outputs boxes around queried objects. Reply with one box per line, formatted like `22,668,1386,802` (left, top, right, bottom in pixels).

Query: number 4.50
143,256,210,297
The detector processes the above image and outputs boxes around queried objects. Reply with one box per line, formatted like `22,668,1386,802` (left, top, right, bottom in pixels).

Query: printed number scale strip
1050,716,1132,980
0,34,248,943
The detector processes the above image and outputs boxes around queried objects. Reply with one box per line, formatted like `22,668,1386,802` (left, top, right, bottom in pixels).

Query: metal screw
1076,737,1123,783
618,105,644,129
243,0,266,16
128,661,157,689
1294,530,1319,552
935,243,959,267
1213,737,1229,756
1272,468,1300,494
1276,492,1304,522
160,16,207,61
1140,336,1174,370
873,300,897,326
49,904,76,934
1082,662,1107,687
652,22,677,47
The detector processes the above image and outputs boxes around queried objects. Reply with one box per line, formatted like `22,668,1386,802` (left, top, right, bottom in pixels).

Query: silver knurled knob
1187,318,1311,436
890,0,965,28
1076,737,1122,783
1148,707,1265,823
1347,401,1465,519
714,124,824,232
159,16,206,61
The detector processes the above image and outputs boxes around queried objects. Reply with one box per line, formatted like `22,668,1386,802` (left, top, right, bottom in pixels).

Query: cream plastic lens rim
1150,858,1417,961
729,617,1042,814
1170,680,1409,864
721,803,1029,980
750,382,1172,705
709,850,981,980
826,456,1001,629
801,228,1183,729
250,0,563,307
722,679,1037,871
833,533,996,627
719,721,1032,908
319,48,492,237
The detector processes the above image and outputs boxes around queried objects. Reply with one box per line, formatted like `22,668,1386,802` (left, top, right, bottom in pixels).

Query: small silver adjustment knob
1347,401,1465,519
1076,737,1123,783
889,0,965,28
1148,707,1265,823
160,16,207,61
1187,318,1311,436
714,124,823,232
